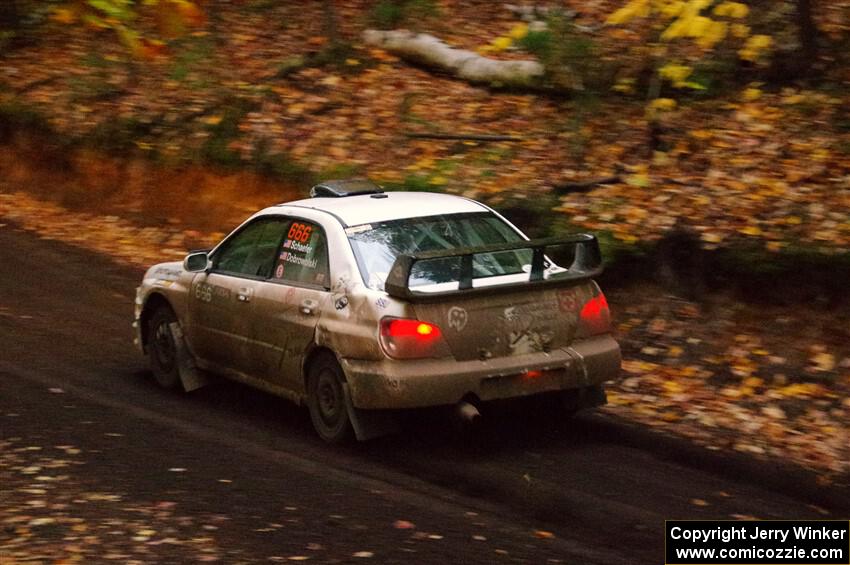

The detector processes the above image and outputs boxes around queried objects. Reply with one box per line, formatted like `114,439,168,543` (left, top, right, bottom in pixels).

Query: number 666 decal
287,222,313,243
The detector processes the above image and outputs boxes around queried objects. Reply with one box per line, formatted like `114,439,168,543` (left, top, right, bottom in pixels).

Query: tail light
379,317,450,359
579,291,611,336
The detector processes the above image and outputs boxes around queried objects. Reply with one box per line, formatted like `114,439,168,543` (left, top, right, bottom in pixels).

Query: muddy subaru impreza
134,180,620,442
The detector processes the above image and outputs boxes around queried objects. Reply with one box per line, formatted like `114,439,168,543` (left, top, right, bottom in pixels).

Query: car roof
267,191,490,227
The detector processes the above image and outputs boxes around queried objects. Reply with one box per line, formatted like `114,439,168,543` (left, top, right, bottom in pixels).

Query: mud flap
168,322,210,393
564,347,607,413
341,383,399,441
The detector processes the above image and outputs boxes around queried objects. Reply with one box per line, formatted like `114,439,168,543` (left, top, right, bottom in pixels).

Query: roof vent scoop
310,179,384,198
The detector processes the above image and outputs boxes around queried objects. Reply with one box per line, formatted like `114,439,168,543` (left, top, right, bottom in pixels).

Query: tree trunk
796,0,818,70
0,0,20,31
322,0,339,47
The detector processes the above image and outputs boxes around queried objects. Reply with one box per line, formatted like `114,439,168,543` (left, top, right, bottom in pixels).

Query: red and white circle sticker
557,289,577,313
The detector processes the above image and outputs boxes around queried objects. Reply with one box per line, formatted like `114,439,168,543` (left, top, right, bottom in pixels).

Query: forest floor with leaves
1,188,847,480
2,1,850,256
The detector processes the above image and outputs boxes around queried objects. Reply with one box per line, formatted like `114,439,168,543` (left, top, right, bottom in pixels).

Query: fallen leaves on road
0,437,226,563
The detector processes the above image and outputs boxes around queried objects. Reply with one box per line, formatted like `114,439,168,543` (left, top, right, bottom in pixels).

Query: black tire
146,307,182,390
307,354,354,444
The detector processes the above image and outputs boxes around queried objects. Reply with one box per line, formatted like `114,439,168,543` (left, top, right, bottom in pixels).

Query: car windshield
346,212,530,290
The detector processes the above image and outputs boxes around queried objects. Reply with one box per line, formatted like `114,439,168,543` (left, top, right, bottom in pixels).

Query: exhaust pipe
456,401,481,422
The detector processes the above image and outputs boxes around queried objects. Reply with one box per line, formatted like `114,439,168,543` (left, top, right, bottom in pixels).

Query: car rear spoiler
384,234,603,302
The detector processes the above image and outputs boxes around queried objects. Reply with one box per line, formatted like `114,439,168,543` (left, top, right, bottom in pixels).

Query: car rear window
346,212,529,290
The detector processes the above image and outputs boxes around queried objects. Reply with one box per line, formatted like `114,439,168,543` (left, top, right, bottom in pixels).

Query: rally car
134,179,620,443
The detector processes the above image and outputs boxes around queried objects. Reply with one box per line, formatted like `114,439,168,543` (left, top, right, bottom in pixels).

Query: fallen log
362,29,545,88
551,175,622,194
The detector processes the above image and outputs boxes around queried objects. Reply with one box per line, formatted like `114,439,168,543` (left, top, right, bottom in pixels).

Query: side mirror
184,251,211,272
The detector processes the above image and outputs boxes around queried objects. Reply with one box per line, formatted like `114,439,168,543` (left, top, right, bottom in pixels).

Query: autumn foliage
0,1,849,475
51,0,204,58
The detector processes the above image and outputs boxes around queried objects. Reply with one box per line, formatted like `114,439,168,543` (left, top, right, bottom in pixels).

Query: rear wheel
307,355,354,444
146,307,181,390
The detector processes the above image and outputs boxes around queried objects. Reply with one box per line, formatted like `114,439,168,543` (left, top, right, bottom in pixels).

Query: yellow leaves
686,16,711,38
606,0,650,25
476,22,528,53
663,380,685,394
662,13,726,49
661,1,686,19
739,34,773,62
689,129,713,140
713,2,749,19
649,97,677,112
659,63,693,86
696,20,727,49
812,148,831,161
810,351,836,372
657,61,706,90
739,225,763,236
491,36,513,52
777,383,824,398
625,163,652,187
508,23,529,41
741,87,762,102
203,115,223,126
622,359,660,374
409,157,435,171
613,77,636,94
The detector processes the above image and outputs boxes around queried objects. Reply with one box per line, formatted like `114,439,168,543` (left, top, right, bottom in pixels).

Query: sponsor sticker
447,306,468,332
345,224,372,235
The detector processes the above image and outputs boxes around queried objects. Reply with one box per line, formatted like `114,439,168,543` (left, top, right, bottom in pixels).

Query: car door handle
237,288,253,303
300,298,317,315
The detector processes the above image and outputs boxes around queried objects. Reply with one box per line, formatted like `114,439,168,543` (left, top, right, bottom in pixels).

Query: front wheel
146,307,182,390
307,355,354,444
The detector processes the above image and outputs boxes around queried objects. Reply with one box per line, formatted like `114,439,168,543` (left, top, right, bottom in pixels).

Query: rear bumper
341,334,620,410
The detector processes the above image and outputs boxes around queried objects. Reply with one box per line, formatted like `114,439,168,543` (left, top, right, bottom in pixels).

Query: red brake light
579,292,611,336
523,370,543,380
380,318,447,359
383,319,442,339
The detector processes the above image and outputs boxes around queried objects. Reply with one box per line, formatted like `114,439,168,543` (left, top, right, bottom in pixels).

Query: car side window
272,220,329,288
214,219,288,278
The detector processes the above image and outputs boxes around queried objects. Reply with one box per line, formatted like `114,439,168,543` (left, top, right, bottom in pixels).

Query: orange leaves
52,0,204,59
50,7,77,25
